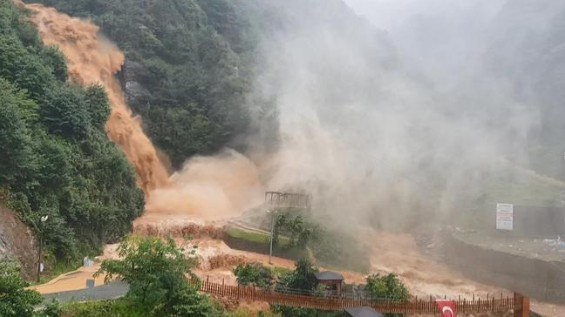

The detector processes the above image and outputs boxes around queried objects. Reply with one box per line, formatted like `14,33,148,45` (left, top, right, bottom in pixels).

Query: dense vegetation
365,274,409,301
270,259,409,317
225,219,370,273
28,0,347,168
0,259,66,317
233,262,273,288
0,0,143,264
232,259,409,317
94,237,221,317
31,0,258,168
61,237,281,317
272,212,370,272
270,259,335,317
0,260,42,317
3,250,408,317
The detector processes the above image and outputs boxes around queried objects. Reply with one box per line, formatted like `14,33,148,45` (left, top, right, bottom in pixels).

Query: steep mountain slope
32,0,252,169
0,0,143,263
484,0,565,181
29,0,396,169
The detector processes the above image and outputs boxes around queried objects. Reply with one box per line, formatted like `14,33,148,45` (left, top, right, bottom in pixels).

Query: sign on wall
496,203,513,230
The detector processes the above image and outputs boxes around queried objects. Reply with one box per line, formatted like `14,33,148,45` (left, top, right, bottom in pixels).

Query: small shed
315,271,344,296
344,307,384,317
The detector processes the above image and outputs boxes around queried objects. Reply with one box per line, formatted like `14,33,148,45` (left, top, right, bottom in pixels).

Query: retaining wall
222,233,303,260
443,233,565,304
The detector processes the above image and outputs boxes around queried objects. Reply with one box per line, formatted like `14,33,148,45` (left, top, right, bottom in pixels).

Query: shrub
233,262,273,288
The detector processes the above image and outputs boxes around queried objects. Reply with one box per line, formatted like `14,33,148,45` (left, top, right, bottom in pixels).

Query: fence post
513,293,530,317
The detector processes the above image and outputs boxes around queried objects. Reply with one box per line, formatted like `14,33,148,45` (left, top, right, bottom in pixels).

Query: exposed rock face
118,59,150,106
0,206,37,280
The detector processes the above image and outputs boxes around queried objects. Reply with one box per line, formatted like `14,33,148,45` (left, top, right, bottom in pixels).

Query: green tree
160,283,222,317
59,299,145,317
275,258,318,294
41,84,90,140
40,45,68,82
84,85,111,130
233,262,273,288
272,259,347,317
43,299,62,317
366,273,410,301
96,237,217,317
0,260,42,317
272,213,320,249
0,79,36,185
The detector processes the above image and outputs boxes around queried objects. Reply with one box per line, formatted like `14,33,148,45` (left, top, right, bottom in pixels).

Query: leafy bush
95,237,219,317
42,299,62,317
225,308,281,317
60,299,145,317
275,258,318,295
0,260,42,317
233,262,273,288
272,211,370,273
271,258,344,317
366,273,410,301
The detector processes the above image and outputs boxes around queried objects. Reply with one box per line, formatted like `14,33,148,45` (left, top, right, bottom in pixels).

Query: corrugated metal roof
314,271,344,281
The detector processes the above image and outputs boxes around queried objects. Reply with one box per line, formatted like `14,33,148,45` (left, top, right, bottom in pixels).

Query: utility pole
37,232,42,283
269,210,276,265
37,215,48,283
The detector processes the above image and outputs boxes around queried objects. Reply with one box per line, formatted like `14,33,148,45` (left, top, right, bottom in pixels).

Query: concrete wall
494,206,565,238
222,233,303,260
442,234,565,304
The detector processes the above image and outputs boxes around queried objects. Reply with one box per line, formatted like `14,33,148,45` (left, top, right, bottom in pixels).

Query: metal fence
193,280,519,314
265,192,311,209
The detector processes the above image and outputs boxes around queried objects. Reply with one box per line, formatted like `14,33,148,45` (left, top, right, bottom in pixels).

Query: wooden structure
195,279,524,315
514,293,530,317
315,271,344,296
265,191,311,209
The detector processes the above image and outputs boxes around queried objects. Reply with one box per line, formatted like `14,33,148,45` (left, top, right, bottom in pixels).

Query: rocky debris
454,231,565,261
542,236,565,252
133,222,224,240
413,224,446,256
206,254,247,270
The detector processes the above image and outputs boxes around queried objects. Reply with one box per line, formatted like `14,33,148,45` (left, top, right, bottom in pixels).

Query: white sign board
496,203,513,230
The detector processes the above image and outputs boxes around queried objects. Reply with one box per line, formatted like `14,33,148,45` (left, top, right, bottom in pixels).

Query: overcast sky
342,0,423,30
343,0,505,32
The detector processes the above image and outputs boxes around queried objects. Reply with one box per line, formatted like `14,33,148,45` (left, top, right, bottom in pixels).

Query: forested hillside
32,0,255,168
0,0,143,262
28,0,390,168
2,0,394,271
